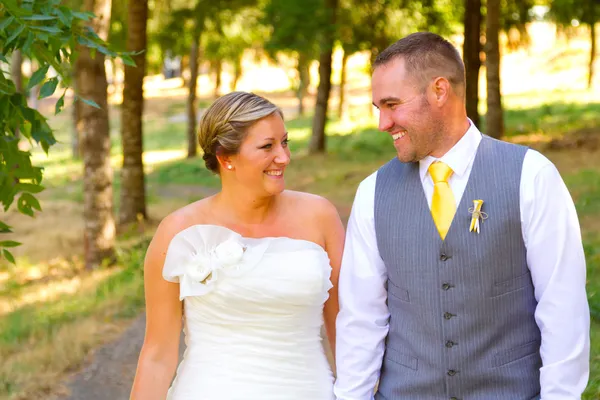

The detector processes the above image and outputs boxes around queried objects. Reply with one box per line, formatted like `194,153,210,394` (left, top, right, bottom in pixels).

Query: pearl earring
227,165,233,170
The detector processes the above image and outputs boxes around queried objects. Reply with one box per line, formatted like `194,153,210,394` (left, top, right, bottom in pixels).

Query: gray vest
374,136,541,400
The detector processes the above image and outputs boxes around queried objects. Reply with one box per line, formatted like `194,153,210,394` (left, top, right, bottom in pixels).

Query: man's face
372,57,444,163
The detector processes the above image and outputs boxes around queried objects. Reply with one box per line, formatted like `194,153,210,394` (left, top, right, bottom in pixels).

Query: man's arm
334,173,390,400
522,150,590,399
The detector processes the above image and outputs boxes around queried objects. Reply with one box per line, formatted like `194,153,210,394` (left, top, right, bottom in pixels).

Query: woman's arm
319,199,345,359
130,217,184,400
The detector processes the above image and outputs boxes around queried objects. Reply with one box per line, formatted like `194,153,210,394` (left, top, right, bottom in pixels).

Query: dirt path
55,314,185,400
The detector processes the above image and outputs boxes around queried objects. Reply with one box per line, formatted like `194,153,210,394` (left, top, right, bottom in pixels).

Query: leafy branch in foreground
0,0,135,264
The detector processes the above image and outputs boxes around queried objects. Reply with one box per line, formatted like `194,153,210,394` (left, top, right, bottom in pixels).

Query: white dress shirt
334,123,590,400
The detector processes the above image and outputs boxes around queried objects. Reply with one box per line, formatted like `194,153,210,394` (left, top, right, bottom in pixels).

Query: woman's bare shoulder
152,197,215,245
283,190,339,217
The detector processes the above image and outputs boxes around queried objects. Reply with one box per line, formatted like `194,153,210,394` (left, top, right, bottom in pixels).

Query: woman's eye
282,139,289,147
260,144,272,149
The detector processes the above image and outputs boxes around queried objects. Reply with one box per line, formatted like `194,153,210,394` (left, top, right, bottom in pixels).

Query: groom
334,32,590,400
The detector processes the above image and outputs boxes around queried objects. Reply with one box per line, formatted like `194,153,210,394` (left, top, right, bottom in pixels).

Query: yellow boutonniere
468,199,488,233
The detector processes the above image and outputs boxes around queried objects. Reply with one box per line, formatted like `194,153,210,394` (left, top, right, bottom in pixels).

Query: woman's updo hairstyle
198,91,283,174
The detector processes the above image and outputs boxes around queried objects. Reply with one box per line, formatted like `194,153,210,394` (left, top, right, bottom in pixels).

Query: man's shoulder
483,135,529,155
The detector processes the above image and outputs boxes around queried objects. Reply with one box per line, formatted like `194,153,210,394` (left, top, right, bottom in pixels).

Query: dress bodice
162,225,335,400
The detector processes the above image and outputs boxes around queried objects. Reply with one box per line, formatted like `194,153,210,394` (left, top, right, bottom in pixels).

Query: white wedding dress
162,224,335,400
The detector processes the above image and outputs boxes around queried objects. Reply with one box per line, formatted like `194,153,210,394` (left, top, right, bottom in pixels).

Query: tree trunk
485,0,504,139
309,0,338,153
119,0,148,226
72,77,82,159
232,56,242,91
463,0,481,128
296,52,310,117
588,22,596,89
76,0,116,269
187,21,203,158
11,50,22,138
213,60,222,99
338,48,348,119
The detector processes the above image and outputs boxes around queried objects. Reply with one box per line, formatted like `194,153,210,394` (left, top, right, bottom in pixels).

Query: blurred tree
204,6,265,94
310,0,339,154
10,50,22,138
160,0,257,158
486,0,504,139
463,0,482,127
262,0,322,117
502,0,535,50
550,0,599,89
0,0,133,265
75,0,116,269
338,0,460,118
120,0,149,226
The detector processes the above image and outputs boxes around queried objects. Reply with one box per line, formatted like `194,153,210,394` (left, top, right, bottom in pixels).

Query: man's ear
429,76,450,106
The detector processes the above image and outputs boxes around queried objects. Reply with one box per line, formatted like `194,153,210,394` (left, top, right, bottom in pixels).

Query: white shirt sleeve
521,150,590,399
334,172,390,400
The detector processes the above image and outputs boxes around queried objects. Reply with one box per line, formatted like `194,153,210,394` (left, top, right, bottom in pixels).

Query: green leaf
0,54,7,63
27,65,49,91
0,74,16,95
56,7,71,26
39,77,59,99
77,96,101,109
17,193,37,216
3,250,16,265
37,31,50,43
72,11,95,21
21,193,42,211
121,54,136,67
55,89,66,114
0,16,15,32
21,15,58,21
6,24,25,46
22,32,35,54
0,221,12,234
29,25,62,34
14,182,44,194
0,240,21,248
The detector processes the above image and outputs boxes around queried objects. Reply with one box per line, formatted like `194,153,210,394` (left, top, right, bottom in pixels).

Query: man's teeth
265,170,283,176
392,132,406,141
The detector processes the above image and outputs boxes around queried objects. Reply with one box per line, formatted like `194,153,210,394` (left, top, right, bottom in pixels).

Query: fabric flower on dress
184,239,246,286
214,239,245,266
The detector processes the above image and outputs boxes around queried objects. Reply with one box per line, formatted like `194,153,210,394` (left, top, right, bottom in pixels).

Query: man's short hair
374,32,466,95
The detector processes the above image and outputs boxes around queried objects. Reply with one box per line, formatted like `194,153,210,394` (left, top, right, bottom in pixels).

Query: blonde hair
198,92,283,174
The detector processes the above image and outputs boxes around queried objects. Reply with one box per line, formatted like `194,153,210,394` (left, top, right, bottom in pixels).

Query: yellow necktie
429,162,456,240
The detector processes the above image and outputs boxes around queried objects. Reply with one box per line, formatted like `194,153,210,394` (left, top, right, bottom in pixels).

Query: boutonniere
468,199,488,233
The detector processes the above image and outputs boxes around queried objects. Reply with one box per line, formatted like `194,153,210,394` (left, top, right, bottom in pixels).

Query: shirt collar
419,119,483,183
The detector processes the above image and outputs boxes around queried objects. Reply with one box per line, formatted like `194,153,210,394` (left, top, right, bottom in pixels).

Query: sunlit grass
0,240,148,399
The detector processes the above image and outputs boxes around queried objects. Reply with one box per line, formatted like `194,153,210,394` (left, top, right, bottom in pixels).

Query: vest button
440,253,449,261
442,283,452,290
443,312,454,320
445,340,456,348
447,369,458,376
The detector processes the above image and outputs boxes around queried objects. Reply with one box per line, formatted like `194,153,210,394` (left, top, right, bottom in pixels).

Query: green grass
0,240,148,398
0,240,147,353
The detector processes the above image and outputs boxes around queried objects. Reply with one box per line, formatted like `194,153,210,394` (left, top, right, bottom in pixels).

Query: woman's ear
216,152,234,171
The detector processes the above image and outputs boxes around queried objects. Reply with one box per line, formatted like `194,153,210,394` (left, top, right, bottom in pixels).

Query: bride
130,91,344,400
